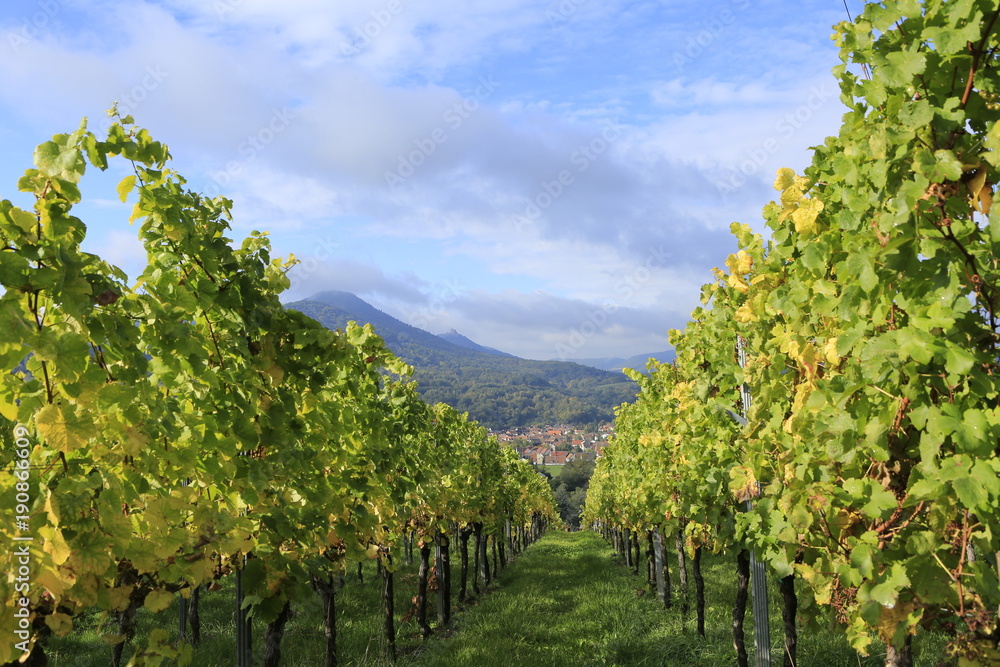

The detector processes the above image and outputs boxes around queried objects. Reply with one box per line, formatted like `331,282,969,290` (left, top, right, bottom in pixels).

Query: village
490,423,614,467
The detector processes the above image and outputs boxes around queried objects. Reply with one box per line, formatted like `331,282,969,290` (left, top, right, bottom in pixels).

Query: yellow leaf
823,337,839,366
798,343,820,380
773,167,797,192
784,380,816,433
44,494,60,524
727,274,749,294
43,528,72,566
144,589,174,613
967,167,987,198
35,402,97,453
877,598,919,643
729,465,758,502
116,174,136,203
45,612,73,637
791,198,824,234
968,169,993,215
108,585,133,612
36,567,74,601
725,249,754,276
0,397,17,421
735,250,753,275
102,634,127,645
782,463,797,484
734,303,757,324
978,186,993,215
183,556,214,587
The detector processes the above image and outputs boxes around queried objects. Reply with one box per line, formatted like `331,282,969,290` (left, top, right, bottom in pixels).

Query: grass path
403,531,948,667
403,530,676,666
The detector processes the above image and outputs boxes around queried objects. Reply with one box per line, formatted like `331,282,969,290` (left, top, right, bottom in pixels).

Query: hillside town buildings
490,423,613,466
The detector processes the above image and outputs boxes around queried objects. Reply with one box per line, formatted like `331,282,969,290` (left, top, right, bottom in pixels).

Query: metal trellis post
736,335,771,667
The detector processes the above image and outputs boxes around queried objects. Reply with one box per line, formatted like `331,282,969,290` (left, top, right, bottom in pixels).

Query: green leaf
117,174,136,203
850,543,876,578
944,345,976,375
931,150,964,181
897,99,934,131
836,327,866,360
984,122,1000,169
864,483,898,518
914,148,964,181
34,134,86,182
800,242,827,272
845,251,878,293
955,409,991,456
241,557,266,593
905,531,939,556
896,328,935,364
952,475,987,510
972,459,1000,499
925,22,980,55
908,476,943,502
879,50,926,88
254,594,288,625
82,132,108,170
989,204,1000,243
862,563,910,607
0,202,36,233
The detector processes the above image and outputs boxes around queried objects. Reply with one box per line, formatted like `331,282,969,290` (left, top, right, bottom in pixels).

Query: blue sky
0,0,855,360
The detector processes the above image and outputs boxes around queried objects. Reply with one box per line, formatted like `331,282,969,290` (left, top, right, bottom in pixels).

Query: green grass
403,532,949,667
537,463,565,476
44,532,950,666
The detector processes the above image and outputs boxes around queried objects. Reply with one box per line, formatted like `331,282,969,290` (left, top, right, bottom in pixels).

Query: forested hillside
286,292,638,428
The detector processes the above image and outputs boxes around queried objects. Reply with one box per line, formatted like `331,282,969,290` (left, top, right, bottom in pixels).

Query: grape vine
586,2,1000,664
0,112,557,665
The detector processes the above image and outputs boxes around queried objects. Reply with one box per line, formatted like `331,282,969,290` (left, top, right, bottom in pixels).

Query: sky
0,0,857,361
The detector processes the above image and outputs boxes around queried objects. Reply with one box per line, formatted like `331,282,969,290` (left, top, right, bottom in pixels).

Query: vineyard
0,113,557,666
584,2,1000,666
5,1,1000,666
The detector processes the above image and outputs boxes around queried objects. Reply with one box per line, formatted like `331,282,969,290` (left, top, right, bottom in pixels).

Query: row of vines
585,2,1000,666
0,114,557,665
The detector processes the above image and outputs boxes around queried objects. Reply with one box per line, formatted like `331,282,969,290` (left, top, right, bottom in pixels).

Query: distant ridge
303,290,460,357
437,329,515,357
285,291,638,429
568,350,675,374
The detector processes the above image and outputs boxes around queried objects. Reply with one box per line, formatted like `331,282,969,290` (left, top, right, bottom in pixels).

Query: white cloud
284,257,429,305
0,0,853,363
159,0,550,78
652,79,777,109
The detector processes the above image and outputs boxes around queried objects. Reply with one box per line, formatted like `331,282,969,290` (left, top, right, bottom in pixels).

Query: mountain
437,329,514,357
569,350,675,373
284,291,638,429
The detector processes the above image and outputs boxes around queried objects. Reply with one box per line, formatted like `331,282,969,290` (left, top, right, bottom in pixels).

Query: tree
559,458,595,493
